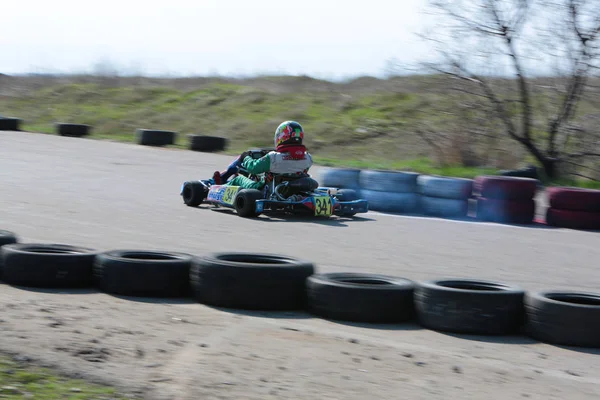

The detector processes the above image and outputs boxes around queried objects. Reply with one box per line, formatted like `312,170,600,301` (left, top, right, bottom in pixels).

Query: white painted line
365,211,565,231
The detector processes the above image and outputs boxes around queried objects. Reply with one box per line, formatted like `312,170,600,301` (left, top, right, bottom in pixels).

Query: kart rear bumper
335,199,369,215
255,198,368,216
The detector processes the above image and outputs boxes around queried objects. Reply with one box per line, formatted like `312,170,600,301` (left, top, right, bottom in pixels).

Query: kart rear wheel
234,189,263,218
182,181,208,207
335,189,359,216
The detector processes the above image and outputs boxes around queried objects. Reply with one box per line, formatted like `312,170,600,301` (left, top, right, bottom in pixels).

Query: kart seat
285,176,319,192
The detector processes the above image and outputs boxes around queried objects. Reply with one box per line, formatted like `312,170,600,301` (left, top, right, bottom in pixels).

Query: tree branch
565,151,600,158
485,0,533,142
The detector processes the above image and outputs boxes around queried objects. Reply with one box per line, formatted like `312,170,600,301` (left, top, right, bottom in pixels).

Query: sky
1,0,431,79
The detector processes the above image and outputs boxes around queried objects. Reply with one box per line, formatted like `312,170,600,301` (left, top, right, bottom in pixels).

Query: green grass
0,355,129,399
547,178,600,190
1,74,598,188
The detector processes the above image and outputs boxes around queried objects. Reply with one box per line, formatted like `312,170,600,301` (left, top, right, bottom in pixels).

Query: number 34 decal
222,186,239,205
314,196,333,216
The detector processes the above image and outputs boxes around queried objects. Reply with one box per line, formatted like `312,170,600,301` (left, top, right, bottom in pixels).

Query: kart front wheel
182,181,208,207
234,189,263,218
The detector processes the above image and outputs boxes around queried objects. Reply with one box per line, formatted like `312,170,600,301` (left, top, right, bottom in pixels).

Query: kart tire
306,273,415,323
188,135,227,152
359,169,420,193
473,176,538,201
0,117,22,131
335,189,359,216
318,168,361,190
360,189,419,213
524,291,600,348
0,230,19,276
234,189,263,218
181,181,208,207
190,252,315,310
1,243,98,288
56,123,91,137
476,197,535,225
94,250,194,297
420,196,468,218
547,187,600,212
135,129,177,146
414,279,525,335
545,208,600,230
417,175,473,200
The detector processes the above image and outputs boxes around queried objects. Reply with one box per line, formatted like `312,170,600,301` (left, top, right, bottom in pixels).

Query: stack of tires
358,170,421,213
474,176,539,224
135,129,177,146
0,117,21,131
188,135,228,152
317,167,361,191
56,123,91,137
545,187,600,230
417,176,474,218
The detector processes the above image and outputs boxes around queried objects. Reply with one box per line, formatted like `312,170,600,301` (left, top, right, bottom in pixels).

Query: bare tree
419,0,600,179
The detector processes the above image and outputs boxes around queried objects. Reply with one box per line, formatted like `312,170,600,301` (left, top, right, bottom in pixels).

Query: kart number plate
314,196,333,216
222,186,239,205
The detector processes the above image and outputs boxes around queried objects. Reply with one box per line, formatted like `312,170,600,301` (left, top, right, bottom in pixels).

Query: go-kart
180,148,369,218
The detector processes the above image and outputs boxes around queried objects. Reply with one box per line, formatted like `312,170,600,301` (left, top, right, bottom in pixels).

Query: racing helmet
274,121,304,147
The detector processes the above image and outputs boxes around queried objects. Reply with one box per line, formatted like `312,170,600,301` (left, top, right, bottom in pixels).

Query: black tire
0,230,18,247
135,129,177,146
334,189,359,216
188,135,227,152
0,117,21,131
1,244,98,287
234,189,263,218
190,252,315,310
525,291,600,348
181,181,208,207
56,123,91,137
0,230,19,276
414,279,525,335
94,250,194,297
307,273,415,323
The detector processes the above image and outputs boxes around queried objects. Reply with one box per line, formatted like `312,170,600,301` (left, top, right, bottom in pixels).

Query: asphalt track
1,130,600,400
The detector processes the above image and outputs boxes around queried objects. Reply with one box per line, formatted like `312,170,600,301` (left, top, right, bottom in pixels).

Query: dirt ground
1,131,599,400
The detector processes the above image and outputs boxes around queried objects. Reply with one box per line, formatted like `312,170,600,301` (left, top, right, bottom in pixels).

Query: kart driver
208,120,313,190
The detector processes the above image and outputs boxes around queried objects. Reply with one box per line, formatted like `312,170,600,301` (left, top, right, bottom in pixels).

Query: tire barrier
0,230,19,274
414,279,525,335
0,230,18,247
56,123,91,137
1,232,599,348
359,170,420,213
499,165,540,180
190,253,315,310
317,168,361,190
94,250,194,297
524,291,600,348
1,243,98,288
188,134,227,152
359,190,420,213
545,187,600,230
135,129,177,146
417,176,473,218
0,117,22,131
306,273,415,323
474,176,539,224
